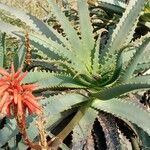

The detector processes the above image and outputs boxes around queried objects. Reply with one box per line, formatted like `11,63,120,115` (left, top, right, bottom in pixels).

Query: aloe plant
0,0,150,149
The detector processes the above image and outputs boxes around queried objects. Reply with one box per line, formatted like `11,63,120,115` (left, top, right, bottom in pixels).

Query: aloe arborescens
0,0,150,149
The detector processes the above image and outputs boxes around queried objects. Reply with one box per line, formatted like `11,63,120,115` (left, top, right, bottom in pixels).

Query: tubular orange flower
0,64,41,117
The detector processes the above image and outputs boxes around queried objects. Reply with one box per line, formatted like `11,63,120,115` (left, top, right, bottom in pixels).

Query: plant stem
16,113,41,150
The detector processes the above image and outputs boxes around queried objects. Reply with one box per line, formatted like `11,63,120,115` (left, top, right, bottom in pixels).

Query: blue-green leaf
91,98,150,136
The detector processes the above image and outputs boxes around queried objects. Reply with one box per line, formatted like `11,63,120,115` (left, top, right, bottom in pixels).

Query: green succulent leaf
15,32,71,60
92,29,107,75
32,59,76,75
18,139,29,150
23,71,54,83
42,93,89,116
0,22,21,38
93,75,150,100
0,3,45,35
26,93,89,140
135,62,150,73
121,37,150,81
91,98,150,136
0,119,18,147
0,3,39,31
0,3,73,50
8,137,17,150
135,126,150,150
102,0,145,56
37,73,86,90
15,31,88,74
16,43,26,69
47,0,81,54
23,71,86,89
72,108,98,149
77,0,95,67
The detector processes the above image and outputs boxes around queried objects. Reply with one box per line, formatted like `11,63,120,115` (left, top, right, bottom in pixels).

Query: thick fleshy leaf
77,0,95,67
121,37,150,81
92,29,107,75
0,119,18,147
26,93,89,140
102,0,145,56
72,108,98,149
93,75,150,100
91,98,150,136
23,71,86,89
43,93,89,116
0,22,21,38
15,32,87,74
47,0,81,54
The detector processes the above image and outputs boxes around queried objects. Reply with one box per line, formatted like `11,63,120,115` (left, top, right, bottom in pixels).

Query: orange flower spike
0,75,11,82
13,89,18,104
17,72,28,83
23,91,43,101
26,102,37,114
24,99,40,113
0,82,8,87
22,84,38,91
0,85,9,97
17,94,23,115
0,80,8,85
15,84,23,92
24,96,41,110
2,100,12,117
0,64,41,116
0,92,9,110
24,100,37,113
